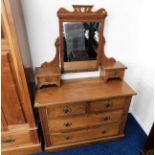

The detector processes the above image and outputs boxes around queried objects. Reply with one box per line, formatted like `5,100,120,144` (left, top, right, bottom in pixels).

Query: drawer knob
102,116,110,121
2,139,15,144
101,130,107,134
63,106,72,113
105,102,113,108
64,135,72,140
64,122,72,127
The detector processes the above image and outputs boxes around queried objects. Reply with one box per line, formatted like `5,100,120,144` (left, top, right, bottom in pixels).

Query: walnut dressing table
35,5,136,152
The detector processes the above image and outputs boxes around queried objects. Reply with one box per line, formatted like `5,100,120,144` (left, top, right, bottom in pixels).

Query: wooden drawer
50,123,120,146
2,131,32,148
89,97,126,113
47,102,86,118
48,110,123,132
38,75,59,83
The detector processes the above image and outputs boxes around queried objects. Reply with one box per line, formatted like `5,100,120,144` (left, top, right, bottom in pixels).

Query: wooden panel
35,78,136,107
2,131,32,148
3,0,36,127
50,123,120,146
1,143,41,155
89,97,126,113
38,108,51,147
46,134,124,152
2,51,25,125
47,102,86,118
64,60,97,72
48,110,123,132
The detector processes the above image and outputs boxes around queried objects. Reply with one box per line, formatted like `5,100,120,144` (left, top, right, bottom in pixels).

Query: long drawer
89,97,126,113
48,110,123,132
47,102,86,118
2,130,33,148
50,123,120,146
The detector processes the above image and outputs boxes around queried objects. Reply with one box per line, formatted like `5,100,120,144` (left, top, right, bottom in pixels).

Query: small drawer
89,97,126,113
47,102,86,119
105,69,124,81
2,131,32,148
37,75,60,87
48,110,123,132
50,123,120,146
38,75,59,83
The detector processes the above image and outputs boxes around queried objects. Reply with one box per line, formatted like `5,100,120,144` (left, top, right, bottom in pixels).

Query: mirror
57,5,107,72
63,22,100,62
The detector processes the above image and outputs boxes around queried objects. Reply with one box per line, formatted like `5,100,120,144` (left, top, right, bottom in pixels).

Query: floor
34,113,147,155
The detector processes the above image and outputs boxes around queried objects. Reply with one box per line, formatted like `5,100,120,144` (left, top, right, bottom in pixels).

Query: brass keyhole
105,102,113,108
63,106,72,113
64,122,72,127
64,135,72,140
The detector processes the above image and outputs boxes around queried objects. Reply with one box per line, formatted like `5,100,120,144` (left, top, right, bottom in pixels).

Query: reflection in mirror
63,22,100,62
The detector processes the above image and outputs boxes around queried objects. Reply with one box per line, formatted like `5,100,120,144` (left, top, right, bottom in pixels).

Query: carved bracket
41,37,60,68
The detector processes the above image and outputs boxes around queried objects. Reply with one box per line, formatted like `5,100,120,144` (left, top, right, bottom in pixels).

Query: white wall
21,0,154,135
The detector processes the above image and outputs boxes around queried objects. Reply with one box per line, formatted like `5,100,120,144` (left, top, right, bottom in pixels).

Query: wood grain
1,0,41,153
45,134,124,152
35,77,136,107
47,102,86,118
50,123,120,145
48,110,123,132
89,97,126,113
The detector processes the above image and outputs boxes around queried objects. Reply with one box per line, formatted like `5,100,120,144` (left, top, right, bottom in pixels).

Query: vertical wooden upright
1,0,41,154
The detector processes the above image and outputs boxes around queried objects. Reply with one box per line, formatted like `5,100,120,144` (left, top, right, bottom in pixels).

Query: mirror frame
57,5,107,73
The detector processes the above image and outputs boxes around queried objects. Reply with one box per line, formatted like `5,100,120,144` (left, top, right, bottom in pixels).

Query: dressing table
35,5,136,152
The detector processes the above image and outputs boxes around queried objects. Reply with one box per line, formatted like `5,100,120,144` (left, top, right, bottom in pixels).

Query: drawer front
107,69,124,78
2,131,32,148
50,123,120,145
48,110,123,132
47,102,86,118
89,97,126,113
38,75,59,83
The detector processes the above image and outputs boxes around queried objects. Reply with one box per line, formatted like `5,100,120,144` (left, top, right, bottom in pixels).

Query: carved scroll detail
58,5,107,18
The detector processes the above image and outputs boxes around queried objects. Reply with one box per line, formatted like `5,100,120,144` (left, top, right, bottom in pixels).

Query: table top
35,77,136,107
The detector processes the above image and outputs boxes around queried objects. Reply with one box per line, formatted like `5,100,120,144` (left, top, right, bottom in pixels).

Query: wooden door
1,51,26,130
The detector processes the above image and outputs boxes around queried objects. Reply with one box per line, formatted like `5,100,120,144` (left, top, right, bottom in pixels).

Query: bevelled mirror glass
63,22,100,62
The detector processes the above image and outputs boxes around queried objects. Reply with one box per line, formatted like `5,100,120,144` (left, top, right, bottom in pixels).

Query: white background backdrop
21,0,154,135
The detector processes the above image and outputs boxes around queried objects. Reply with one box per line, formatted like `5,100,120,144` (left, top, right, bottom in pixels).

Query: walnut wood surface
89,97,126,113
102,61,127,70
47,102,86,118
35,78,136,107
45,134,124,152
50,123,120,146
36,77,136,152
1,0,41,153
48,110,123,132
